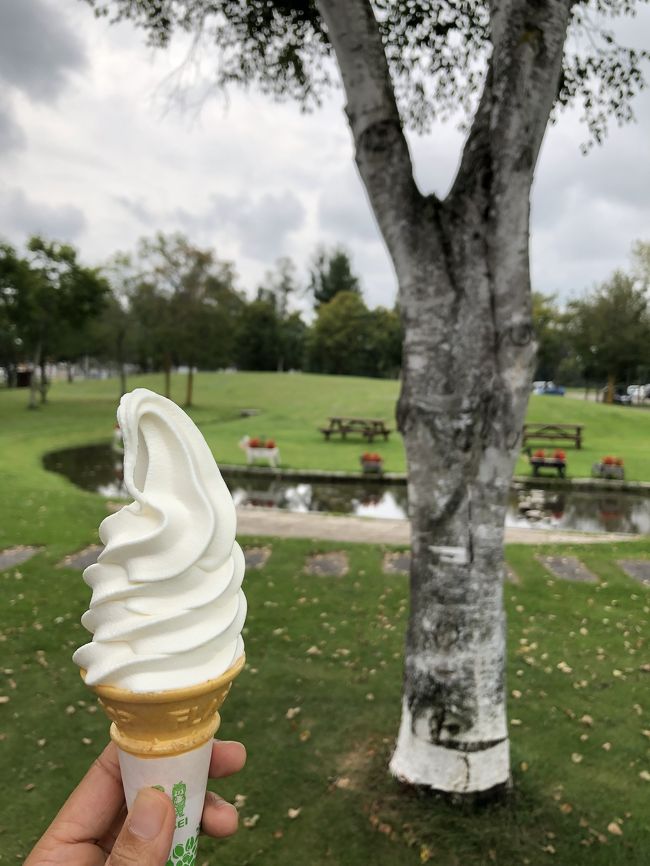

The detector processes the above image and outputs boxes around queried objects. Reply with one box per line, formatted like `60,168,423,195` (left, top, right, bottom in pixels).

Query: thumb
107,788,175,866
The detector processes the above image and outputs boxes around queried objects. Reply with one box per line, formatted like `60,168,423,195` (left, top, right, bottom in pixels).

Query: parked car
533,381,565,396
627,384,650,402
599,385,632,404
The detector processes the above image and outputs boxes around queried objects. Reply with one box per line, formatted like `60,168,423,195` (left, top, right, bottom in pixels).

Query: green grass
1,371,649,484
0,372,649,864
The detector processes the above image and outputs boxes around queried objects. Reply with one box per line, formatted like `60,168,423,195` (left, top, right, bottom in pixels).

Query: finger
208,740,246,779
201,791,239,838
107,788,175,866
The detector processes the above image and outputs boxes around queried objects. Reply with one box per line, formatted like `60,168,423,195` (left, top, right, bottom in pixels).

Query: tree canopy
87,0,649,147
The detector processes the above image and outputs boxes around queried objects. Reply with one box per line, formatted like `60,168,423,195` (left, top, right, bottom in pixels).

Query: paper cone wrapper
81,655,245,866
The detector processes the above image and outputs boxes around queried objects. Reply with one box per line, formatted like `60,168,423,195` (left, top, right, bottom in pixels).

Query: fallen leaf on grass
607,822,623,836
334,777,351,789
285,707,301,720
287,808,301,819
0,696,9,704
580,715,594,727
639,770,650,781
234,794,247,810
602,742,612,751
243,814,260,828
299,730,311,742
571,753,583,764
420,845,433,863
560,803,573,815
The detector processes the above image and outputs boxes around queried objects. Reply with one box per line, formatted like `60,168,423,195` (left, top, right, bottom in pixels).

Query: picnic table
522,423,583,449
319,416,391,443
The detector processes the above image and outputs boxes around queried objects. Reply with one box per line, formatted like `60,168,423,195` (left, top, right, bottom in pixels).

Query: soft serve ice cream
73,388,246,692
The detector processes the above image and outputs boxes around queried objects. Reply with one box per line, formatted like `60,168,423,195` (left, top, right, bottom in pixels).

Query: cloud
114,195,157,226
317,168,380,244
0,188,86,242
0,99,25,154
0,0,85,100
175,191,306,260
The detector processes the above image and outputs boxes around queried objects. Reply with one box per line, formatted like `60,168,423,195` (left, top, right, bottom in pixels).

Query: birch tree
86,0,649,795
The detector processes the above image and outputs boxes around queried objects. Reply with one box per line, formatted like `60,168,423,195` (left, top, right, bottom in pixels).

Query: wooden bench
319,416,391,443
522,423,583,450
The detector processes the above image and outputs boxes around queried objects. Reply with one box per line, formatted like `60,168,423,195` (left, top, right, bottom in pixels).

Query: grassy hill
2,370,648,482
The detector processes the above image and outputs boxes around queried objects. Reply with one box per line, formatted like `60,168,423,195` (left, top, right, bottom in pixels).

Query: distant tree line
0,232,402,406
3,232,648,408
532,241,650,398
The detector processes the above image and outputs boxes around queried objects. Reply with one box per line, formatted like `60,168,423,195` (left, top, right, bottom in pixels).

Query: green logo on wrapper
166,833,198,866
171,781,188,828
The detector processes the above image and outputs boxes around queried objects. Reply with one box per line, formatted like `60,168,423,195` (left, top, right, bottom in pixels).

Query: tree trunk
164,352,172,398
28,344,41,410
39,357,48,404
67,362,74,383
606,373,615,404
117,331,127,398
317,0,570,794
185,366,194,408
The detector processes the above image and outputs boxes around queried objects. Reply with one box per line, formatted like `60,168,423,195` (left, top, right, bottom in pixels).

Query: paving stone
382,551,411,575
0,546,43,570
58,545,102,571
305,551,349,577
617,559,650,587
535,554,598,583
244,546,272,570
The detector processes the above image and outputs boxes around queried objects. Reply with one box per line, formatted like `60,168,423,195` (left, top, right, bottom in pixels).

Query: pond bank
220,463,650,496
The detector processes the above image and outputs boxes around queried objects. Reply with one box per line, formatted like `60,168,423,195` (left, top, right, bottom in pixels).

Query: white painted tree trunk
317,0,571,794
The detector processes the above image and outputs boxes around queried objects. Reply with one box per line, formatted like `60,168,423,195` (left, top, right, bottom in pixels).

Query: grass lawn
0,372,649,864
1,370,649,483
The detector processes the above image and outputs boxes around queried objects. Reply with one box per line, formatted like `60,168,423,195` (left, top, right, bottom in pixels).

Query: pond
43,443,650,535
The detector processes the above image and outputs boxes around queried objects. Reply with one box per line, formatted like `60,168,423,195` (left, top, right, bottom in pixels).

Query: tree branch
452,0,572,209
315,0,427,270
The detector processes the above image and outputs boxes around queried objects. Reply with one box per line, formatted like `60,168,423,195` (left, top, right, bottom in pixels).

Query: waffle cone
81,654,245,758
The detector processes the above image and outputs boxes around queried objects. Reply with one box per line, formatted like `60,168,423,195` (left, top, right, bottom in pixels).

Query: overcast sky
1,0,649,310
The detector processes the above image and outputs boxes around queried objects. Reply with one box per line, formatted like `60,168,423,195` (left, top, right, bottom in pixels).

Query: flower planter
361,461,383,475
591,462,624,480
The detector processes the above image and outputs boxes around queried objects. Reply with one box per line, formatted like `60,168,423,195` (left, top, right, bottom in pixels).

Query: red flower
249,437,261,448
615,457,624,466
533,449,545,459
602,455,614,465
265,439,276,448
554,450,566,460
361,452,382,462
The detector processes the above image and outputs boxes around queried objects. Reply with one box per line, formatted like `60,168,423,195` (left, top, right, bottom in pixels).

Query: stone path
244,546,272,570
0,546,42,570
382,551,411,575
235,507,639,546
536,554,598,583
305,552,349,577
57,545,102,571
617,559,650,587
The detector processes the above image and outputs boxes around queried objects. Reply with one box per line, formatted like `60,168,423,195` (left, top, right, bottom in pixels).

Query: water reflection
43,443,650,534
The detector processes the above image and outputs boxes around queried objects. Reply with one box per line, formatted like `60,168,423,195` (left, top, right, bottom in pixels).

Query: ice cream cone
81,655,245,866
81,654,245,758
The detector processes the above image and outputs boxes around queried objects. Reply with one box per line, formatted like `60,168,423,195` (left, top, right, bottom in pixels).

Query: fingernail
128,788,169,840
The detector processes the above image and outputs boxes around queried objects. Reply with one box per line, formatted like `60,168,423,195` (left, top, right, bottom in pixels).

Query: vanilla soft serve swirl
73,389,246,692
